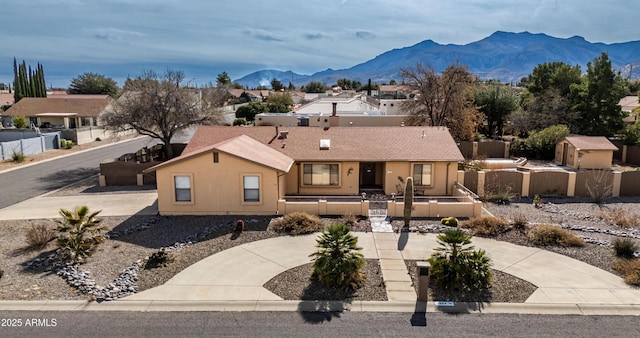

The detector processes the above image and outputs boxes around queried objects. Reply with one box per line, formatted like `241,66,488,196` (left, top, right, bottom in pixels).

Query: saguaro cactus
404,176,413,227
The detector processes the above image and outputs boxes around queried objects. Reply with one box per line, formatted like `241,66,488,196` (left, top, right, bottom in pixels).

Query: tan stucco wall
571,150,613,169
156,150,283,215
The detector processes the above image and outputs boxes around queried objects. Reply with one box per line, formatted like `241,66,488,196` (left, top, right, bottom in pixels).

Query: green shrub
461,216,509,237
613,238,638,259
233,117,247,126
60,139,75,149
25,223,57,250
310,223,365,289
427,228,492,293
12,116,27,129
524,124,570,159
55,206,107,262
612,258,640,286
11,150,25,163
269,212,323,235
145,249,175,269
528,224,584,247
440,217,458,227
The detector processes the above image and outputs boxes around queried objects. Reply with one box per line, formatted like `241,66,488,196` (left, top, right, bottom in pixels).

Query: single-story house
619,95,639,126
146,126,481,217
3,95,118,144
555,135,618,169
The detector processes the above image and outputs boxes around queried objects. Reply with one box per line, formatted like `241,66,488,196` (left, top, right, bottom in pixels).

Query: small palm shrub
427,228,492,293
55,206,107,263
11,150,25,163
270,212,323,235
440,217,458,227
310,223,365,289
25,223,57,250
612,258,640,286
528,224,584,247
461,216,509,237
613,238,638,259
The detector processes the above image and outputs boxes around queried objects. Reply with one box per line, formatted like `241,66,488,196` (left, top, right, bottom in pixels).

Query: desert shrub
585,169,612,204
233,117,247,126
310,223,365,289
441,217,458,227
528,224,584,247
612,258,640,286
341,212,358,227
145,249,175,269
461,216,509,237
269,212,323,235
60,139,75,149
427,228,492,293
25,223,57,250
11,150,25,163
606,208,639,228
613,238,638,259
55,206,107,262
512,213,528,232
484,177,515,205
524,124,570,159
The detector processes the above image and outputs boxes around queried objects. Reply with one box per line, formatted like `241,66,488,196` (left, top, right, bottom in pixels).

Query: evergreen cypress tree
12,57,23,102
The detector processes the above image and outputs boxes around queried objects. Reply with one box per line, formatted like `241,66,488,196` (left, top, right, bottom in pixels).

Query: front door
360,162,377,188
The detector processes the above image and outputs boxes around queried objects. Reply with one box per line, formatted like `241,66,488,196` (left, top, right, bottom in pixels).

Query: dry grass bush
25,223,57,250
341,212,358,228
606,208,639,228
528,224,585,247
144,250,175,269
585,169,613,204
461,216,509,237
270,212,323,235
612,258,640,286
512,213,528,232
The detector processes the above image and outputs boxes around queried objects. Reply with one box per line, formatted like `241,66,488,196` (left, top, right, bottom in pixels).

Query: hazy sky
2,0,638,87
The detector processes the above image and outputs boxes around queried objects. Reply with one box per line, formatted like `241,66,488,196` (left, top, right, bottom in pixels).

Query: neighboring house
3,95,116,144
555,136,618,169
146,125,479,217
619,95,639,126
255,93,407,127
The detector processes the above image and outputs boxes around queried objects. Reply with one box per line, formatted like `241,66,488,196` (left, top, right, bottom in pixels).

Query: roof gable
562,136,618,151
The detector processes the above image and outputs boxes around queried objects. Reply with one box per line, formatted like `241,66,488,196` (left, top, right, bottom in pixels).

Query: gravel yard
1,191,639,302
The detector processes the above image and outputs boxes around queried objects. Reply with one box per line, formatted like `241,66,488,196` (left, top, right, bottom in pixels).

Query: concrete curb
1,300,639,315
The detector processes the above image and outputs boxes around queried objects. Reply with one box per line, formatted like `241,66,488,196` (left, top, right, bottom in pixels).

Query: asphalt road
0,137,156,209
0,311,637,337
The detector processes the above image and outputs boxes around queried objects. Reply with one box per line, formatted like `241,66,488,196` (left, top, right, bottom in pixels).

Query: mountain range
234,31,640,88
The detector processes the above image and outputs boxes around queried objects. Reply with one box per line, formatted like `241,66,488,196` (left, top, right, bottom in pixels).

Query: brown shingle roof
183,126,464,162
4,96,113,117
563,136,618,151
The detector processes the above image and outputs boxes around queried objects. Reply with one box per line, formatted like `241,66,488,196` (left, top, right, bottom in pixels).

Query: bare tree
400,63,481,141
101,69,227,159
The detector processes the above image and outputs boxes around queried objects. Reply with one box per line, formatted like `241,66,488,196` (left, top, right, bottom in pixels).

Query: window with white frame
174,175,192,202
412,164,432,186
303,164,339,186
243,175,260,202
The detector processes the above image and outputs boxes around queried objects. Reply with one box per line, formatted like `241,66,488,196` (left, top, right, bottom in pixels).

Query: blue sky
2,0,638,88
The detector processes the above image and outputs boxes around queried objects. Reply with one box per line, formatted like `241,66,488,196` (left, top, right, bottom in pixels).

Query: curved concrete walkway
126,232,640,306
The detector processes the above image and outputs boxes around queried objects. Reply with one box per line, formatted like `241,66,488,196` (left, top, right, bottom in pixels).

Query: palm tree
428,228,492,292
310,223,365,289
55,206,106,262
